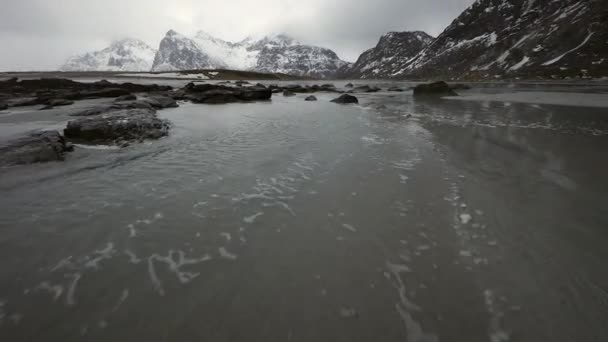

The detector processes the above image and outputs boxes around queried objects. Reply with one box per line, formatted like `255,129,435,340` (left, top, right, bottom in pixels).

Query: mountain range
61,0,608,79
62,31,349,78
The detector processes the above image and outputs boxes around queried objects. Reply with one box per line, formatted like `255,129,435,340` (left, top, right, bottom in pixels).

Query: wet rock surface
305,95,318,101
331,94,359,104
177,83,272,104
413,81,458,97
0,78,172,108
0,131,73,166
64,108,170,144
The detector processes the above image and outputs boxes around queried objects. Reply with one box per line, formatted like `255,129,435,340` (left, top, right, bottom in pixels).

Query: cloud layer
0,0,475,70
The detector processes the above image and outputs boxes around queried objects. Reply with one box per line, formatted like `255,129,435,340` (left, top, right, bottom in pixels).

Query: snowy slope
398,0,608,79
152,30,223,71
155,31,348,77
193,31,259,70
344,31,434,79
61,38,156,72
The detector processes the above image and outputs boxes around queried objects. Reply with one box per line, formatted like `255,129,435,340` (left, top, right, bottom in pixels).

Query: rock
115,94,137,102
181,83,271,104
354,85,381,93
238,86,273,101
0,131,73,166
387,86,404,92
0,102,8,110
413,81,457,97
376,104,387,110
345,83,354,88
141,95,178,109
64,108,170,144
71,101,156,117
271,88,282,94
283,84,310,93
305,95,318,101
331,94,359,104
40,99,75,110
235,80,250,86
283,90,296,97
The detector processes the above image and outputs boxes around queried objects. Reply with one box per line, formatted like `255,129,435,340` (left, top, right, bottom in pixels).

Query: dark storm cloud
0,0,475,70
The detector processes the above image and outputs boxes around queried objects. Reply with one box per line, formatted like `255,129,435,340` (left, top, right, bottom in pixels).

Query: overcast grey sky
0,0,475,71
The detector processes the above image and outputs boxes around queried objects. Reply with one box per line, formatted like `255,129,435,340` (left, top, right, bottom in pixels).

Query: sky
0,0,476,71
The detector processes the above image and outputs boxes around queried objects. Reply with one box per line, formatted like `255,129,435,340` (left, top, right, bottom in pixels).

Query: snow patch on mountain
61,38,156,72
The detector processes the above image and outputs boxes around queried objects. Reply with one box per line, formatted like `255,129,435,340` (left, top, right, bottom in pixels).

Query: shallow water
1,83,608,341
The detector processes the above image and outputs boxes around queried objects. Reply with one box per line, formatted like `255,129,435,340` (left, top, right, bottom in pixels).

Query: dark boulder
182,83,272,104
305,95,318,101
0,131,73,166
354,85,381,93
238,86,272,101
0,102,8,110
188,90,240,104
331,94,359,104
345,83,354,88
64,108,170,144
413,81,458,97
115,94,137,102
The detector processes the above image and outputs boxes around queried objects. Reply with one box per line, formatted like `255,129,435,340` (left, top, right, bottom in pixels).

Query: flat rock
115,94,137,102
181,83,271,104
305,95,318,101
413,81,458,97
64,108,170,144
0,131,73,166
40,99,75,110
354,85,381,93
331,94,359,104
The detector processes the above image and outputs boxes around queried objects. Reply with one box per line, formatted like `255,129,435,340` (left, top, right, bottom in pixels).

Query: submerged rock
387,86,405,92
450,83,471,90
64,108,170,144
305,95,318,101
283,90,296,97
141,95,178,109
0,131,73,166
413,81,457,97
40,99,75,110
331,94,359,104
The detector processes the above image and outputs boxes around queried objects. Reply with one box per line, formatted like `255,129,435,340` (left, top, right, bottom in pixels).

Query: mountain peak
61,38,156,72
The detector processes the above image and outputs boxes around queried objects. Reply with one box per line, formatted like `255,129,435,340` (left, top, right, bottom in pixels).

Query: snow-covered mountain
152,30,223,72
343,31,434,78
152,30,348,78
396,0,608,79
61,38,156,72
